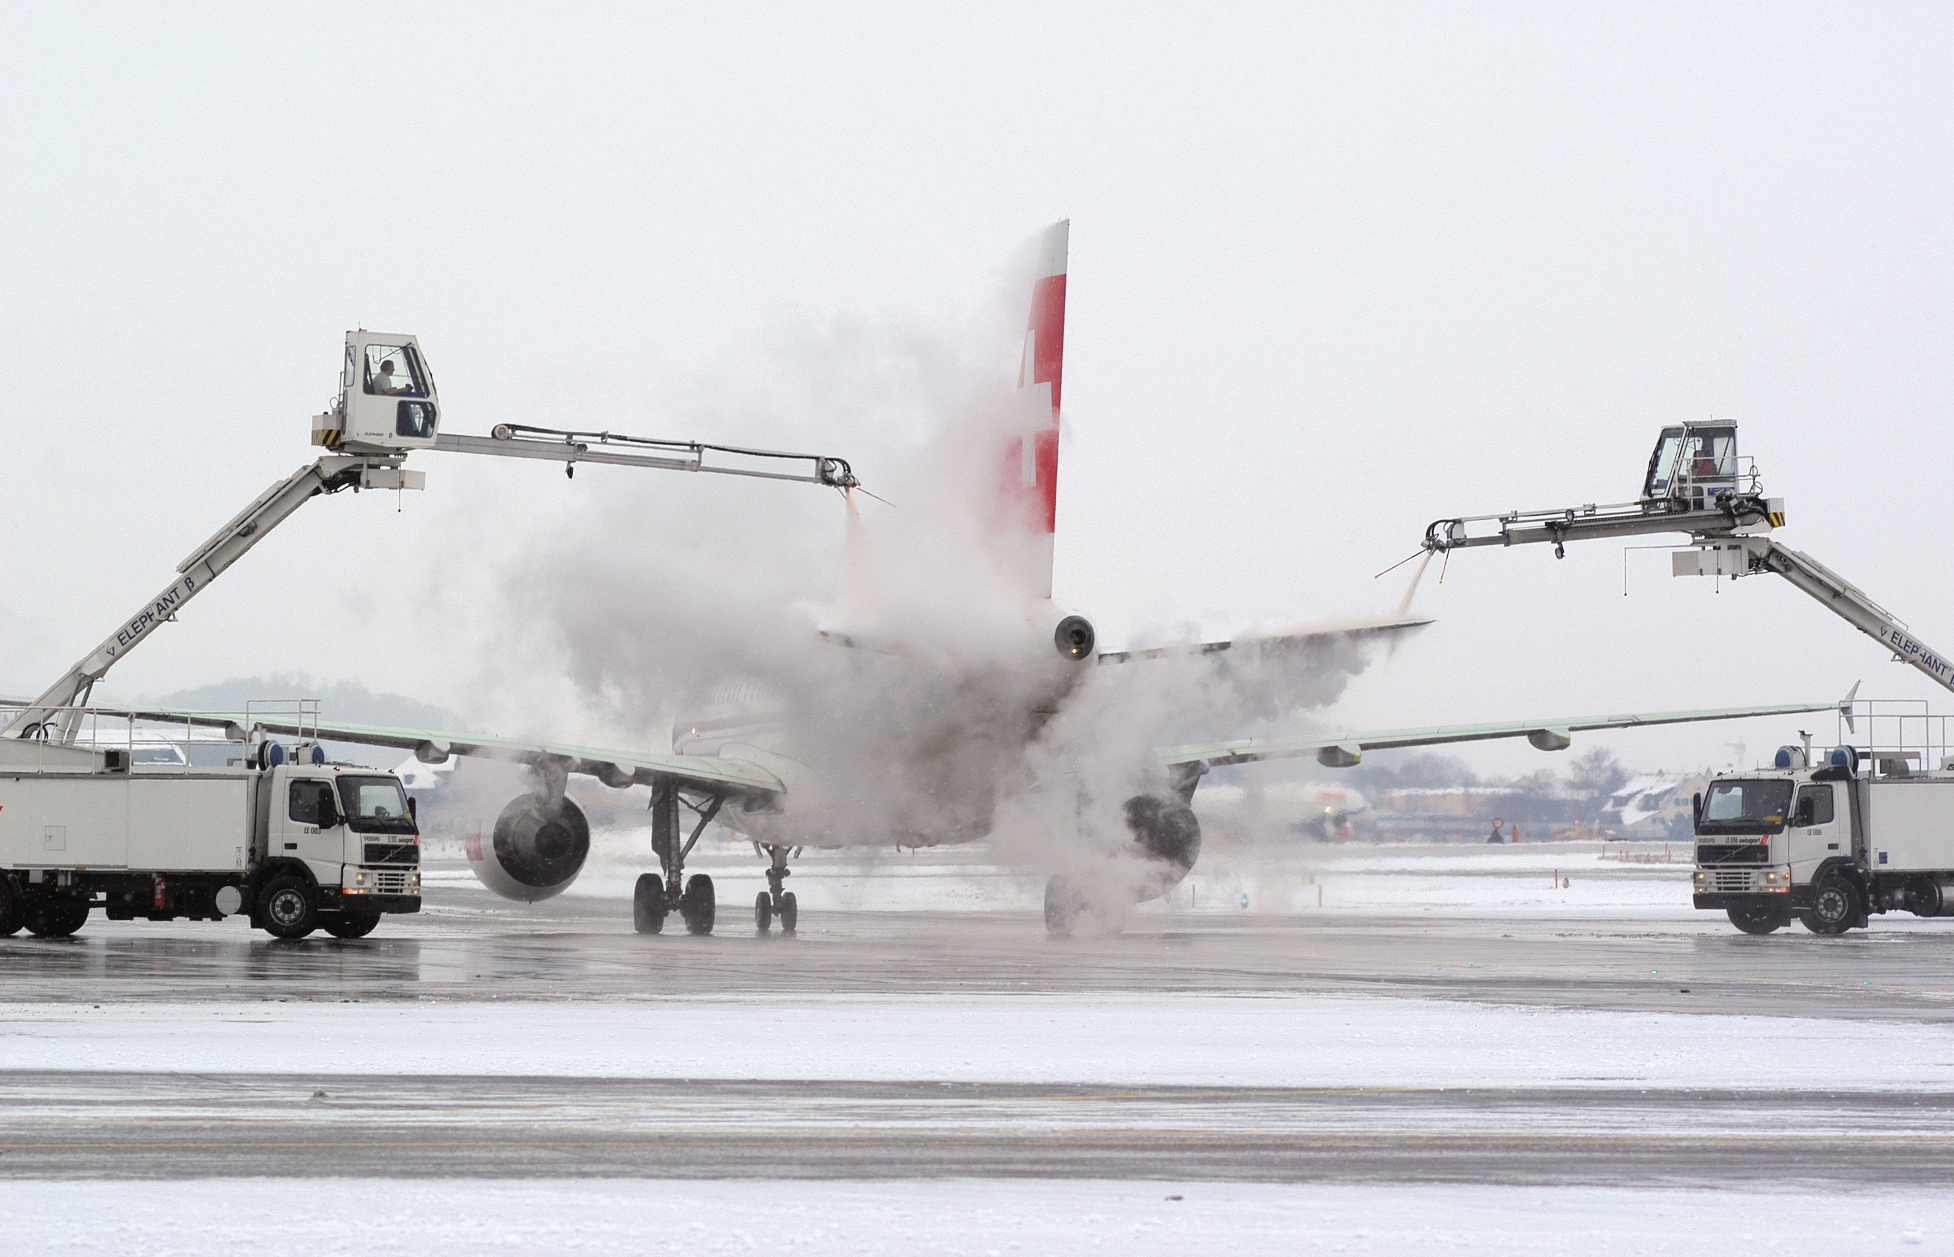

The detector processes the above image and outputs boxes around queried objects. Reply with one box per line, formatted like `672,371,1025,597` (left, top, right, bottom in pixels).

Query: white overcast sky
4,3,1950,777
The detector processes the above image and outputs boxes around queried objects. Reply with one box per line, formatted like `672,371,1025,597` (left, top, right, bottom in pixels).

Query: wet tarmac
6,883,1954,1022
4,1071,1953,1184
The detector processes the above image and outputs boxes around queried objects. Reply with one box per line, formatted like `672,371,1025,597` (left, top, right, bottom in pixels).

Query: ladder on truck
4,330,857,745
1419,422,1954,697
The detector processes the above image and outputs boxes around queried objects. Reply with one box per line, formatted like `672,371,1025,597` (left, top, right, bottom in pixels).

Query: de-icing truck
1693,727,1954,935
0,712,421,940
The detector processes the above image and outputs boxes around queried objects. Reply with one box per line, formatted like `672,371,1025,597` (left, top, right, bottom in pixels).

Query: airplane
1193,781,1373,843
116,222,1847,937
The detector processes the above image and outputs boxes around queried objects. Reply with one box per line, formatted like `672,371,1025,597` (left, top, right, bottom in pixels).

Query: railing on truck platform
1824,699,1954,780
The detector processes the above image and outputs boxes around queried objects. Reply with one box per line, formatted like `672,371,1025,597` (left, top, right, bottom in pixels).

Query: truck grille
363,842,420,865
1705,868,1760,893
363,868,417,896
1696,844,1770,866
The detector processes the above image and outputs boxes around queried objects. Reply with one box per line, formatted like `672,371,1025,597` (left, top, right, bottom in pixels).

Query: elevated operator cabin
1643,423,1740,510
312,331,441,455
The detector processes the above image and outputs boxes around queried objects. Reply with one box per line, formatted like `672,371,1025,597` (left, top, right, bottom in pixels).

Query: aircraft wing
1154,694,1852,770
86,707,784,798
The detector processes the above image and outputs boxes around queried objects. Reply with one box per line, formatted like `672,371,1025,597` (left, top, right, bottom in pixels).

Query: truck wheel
1727,902,1788,935
323,914,380,940
0,881,23,937
680,874,715,935
260,876,318,940
632,874,666,935
1802,872,1862,936
25,895,89,939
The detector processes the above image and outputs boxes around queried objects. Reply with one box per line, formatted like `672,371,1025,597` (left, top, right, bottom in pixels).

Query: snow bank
1,1179,1938,1256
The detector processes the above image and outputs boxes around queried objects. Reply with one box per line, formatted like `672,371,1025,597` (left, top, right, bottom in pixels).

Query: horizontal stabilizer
1098,618,1432,666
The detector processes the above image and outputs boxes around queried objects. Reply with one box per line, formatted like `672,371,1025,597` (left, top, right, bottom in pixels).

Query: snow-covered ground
23,839,1947,1255
0,1179,1938,1256
8,993,1954,1090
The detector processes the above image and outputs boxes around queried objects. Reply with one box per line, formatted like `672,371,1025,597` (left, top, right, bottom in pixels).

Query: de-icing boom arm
1418,422,1954,697
2,455,413,744
8,330,862,746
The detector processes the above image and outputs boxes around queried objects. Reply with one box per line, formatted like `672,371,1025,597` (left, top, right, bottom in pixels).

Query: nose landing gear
754,845,798,935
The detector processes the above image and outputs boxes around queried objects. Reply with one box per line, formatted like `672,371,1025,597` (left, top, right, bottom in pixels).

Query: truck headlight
1692,872,1707,888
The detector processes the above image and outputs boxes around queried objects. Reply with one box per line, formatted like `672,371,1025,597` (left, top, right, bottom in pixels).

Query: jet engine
1052,614,1096,661
1123,792,1202,899
1046,791,1203,937
470,793,591,902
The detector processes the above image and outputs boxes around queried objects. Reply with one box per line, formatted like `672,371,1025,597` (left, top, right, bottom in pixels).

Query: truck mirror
1794,800,1814,827
317,792,339,830
406,796,418,823
1692,792,1702,824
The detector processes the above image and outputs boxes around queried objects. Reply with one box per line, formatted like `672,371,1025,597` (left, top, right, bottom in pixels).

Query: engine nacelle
471,794,590,902
1025,604,1096,663
1053,614,1096,661
1123,792,1201,900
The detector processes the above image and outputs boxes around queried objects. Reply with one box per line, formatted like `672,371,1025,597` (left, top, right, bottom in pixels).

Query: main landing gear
753,844,798,936
633,783,722,936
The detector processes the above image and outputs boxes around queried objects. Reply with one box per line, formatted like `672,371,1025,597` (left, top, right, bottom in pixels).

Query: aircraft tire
778,891,797,936
1044,875,1085,939
633,874,666,935
755,891,773,935
681,874,715,936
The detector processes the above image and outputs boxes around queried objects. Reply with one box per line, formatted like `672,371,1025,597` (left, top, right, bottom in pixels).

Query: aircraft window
362,344,428,398
1699,779,1793,834
1796,784,1835,827
289,780,335,825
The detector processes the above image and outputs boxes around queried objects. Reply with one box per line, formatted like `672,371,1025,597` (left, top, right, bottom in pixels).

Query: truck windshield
1697,779,1794,835
336,776,416,833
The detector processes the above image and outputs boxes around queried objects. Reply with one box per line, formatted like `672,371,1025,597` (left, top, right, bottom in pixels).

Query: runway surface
6,1070,1954,1184
7,845,1954,1197
8,880,1954,1021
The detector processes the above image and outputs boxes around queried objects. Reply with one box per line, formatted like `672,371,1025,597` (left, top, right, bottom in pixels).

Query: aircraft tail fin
999,219,1068,599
